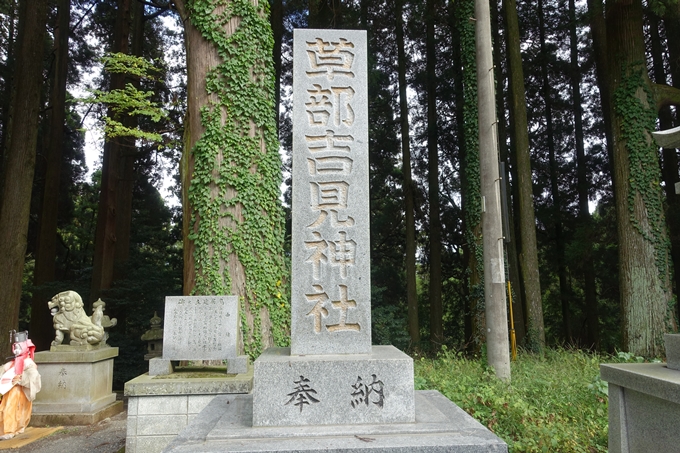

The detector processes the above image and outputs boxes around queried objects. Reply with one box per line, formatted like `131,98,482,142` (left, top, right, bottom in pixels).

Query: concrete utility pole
475,0,511,381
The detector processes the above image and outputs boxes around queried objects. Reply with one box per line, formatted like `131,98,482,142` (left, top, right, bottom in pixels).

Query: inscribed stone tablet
291,29,371,356
162,296,238,361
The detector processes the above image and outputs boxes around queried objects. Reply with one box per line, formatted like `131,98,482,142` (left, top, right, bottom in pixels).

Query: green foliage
185,0,289,356
100,52,162,79
613,62,671,285
372,305,411,350
79,53,167,142
415,348,608,452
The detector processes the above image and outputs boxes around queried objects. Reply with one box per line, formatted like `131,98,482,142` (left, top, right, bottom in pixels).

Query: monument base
32,347,119,425
162,391,508,453
30,400,123,426
149,356,249,376
253,345,415,426
124,365,253,453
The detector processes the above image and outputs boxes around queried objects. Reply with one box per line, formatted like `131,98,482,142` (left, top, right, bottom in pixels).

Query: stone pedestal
31,347,123,426
253,346,414,426
601,362,680,453
664,334,680,370
162,391,508,453
124,365,253,453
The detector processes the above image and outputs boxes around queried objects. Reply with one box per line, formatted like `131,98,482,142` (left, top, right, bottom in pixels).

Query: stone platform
253,345,414,426
601,362,680,453
31,346,123,426
124,365,253,453
162,390,508,452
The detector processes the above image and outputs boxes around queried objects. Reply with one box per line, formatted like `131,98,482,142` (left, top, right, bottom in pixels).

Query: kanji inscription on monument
162,295,238,360
291,29,371,355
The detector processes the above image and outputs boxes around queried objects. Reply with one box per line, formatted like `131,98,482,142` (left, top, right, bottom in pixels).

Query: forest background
0,0,679,388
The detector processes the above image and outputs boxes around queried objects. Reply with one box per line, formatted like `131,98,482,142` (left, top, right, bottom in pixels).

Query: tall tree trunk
89,0,131,306
587,0,614,164
607,0,675,356
309,0,341,28
538,0,571,342
0,0,17,192
0,0,48,358
113,0,144,277
30,0,70,351
570,0,599,349
395,0,419,345
504,0,545,351
175,0,288,356
426,0,444,348
495,0,525,346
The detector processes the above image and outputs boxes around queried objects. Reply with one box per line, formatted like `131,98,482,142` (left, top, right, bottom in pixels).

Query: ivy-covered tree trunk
452,0,484,350
503,0,545,351
395,0,419,345
175,0,289,357
0,0,48,358
606,0,678,357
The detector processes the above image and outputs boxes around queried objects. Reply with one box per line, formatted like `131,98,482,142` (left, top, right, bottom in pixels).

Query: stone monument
162,29,507,453
31,290,123,426
125,295,253,453
252,28,414,427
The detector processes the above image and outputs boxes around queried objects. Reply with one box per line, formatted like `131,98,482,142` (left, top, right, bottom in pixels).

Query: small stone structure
125,295,253,453
141,312,164,360
31,291,122,426
163,29,507,453
602,333,680,452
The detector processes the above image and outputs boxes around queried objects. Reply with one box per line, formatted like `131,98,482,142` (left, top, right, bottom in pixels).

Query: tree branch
171,0,187,22
653,82,680,111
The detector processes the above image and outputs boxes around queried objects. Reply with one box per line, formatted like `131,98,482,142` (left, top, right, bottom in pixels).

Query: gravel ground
1,408,127,453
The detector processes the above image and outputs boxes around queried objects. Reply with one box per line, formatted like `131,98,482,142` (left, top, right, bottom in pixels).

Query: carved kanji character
329,231,356,278
327,284,360,332
305,285,329,333
305,232,328,280
306,38,355,80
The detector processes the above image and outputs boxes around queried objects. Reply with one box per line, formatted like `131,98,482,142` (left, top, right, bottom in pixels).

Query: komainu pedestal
31,347,122,425
253,346,414,426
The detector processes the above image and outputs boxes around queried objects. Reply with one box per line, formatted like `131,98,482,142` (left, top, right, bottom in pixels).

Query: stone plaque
162,296,238,360
291,29,371,355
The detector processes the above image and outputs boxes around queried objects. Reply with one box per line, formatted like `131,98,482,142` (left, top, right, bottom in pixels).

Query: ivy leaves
614,62,671,282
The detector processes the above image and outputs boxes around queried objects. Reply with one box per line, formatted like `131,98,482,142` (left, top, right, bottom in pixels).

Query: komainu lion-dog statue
48,291,106,346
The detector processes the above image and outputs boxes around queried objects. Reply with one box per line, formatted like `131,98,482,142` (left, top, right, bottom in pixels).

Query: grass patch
414,347,609,452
